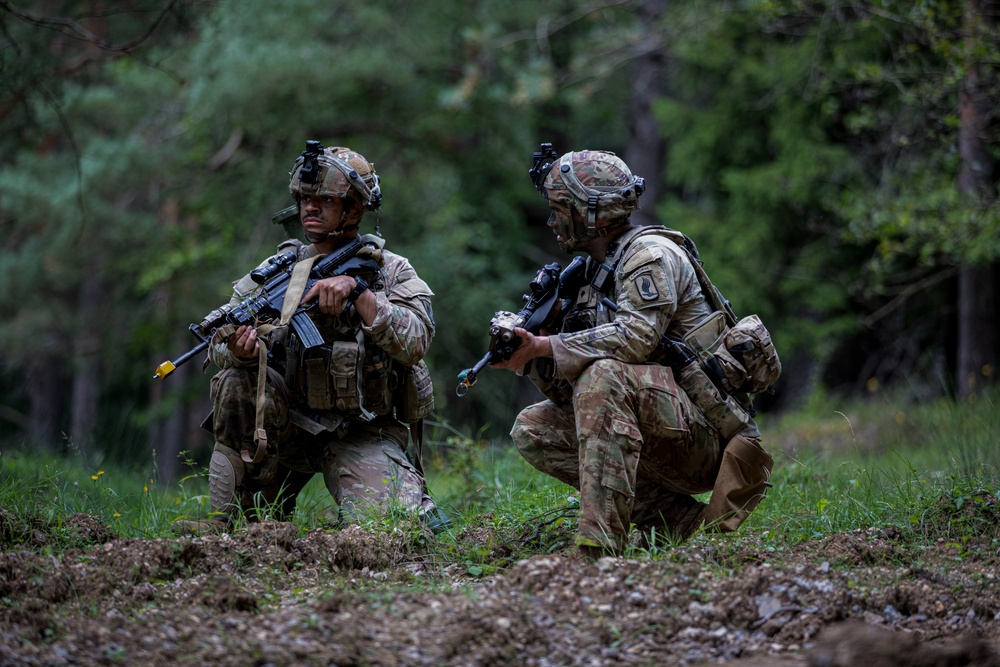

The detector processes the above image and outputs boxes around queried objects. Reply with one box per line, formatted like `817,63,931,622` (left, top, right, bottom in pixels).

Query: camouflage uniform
205,235,435,524
512,225,761,554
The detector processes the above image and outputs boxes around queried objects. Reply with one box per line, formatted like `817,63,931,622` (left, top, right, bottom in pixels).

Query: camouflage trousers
208,367,425,523
511,359,723,554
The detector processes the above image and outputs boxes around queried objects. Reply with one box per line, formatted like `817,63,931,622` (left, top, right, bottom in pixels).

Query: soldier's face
547,201,572,240
300,194,348,235
547,199,585,253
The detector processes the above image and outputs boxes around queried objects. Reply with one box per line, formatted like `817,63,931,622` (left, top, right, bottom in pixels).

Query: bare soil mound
0,517,997,666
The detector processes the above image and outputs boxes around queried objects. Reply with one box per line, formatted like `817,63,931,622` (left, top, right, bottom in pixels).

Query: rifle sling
279,255,320,326
245,255,320,464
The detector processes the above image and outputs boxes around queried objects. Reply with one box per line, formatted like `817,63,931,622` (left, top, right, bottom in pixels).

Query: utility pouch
362,349,392,416
676,360,751,440
328,340,363,414
683,311,727,360
716,314,781,394
300,345,333,411
396,360,434,423
285,337,343,413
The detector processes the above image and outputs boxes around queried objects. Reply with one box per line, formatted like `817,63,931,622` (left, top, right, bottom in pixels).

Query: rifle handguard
155,237,376,380
456,256,587,396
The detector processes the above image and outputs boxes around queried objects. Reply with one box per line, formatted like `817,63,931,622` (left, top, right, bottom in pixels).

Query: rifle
456,256,587,396
153,237,380,380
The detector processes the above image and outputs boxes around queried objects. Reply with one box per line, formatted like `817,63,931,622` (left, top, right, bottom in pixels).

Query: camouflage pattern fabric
211,366,424,521
512,359,722,554
548,227,718,383
211,236,434,375
516,225,768,554
543,150,643,223
203,235,435,524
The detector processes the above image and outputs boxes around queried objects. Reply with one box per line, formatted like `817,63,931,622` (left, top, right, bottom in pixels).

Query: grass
750,387,999,546
1,387,997,561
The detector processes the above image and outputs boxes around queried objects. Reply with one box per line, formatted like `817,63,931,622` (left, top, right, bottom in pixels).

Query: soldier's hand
301,275,355,315
490,328,552,374
539,299,562,335
227,325,260,360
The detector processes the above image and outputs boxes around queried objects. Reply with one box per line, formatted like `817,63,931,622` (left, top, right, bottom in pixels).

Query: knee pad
208,444,245,515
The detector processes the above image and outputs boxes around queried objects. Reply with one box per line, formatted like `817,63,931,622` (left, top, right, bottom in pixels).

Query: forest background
0,0,997,484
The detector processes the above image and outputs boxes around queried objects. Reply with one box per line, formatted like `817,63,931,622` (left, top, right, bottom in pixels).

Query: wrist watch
347,275,369,304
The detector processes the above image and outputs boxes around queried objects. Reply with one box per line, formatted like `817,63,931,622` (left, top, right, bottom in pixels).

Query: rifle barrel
153,339,210,380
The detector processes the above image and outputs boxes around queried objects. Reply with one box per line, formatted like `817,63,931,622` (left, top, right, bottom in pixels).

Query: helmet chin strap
558,207,629,253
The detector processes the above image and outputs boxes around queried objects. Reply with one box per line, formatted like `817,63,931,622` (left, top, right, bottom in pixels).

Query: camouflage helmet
531,146,645,251
288,140,382,212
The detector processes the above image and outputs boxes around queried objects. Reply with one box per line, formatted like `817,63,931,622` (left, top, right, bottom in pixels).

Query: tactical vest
242,236,433,425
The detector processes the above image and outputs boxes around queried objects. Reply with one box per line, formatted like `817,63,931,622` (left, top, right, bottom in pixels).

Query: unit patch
634,273,660,301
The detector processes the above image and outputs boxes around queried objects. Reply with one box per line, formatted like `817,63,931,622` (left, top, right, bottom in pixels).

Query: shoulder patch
632,272,660,301
620,241,662,276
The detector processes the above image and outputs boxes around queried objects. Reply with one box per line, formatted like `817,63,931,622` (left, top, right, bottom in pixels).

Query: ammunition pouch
675,359,751,440
682,311,727,361
328,340,364,413
714,314,781,395
362,348,393,417
285,333,372,417
663,311,780,436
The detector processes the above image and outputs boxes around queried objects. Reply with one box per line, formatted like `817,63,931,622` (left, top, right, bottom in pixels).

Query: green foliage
652,0,1000,395
820,0,1000,269
1,0,665,452
653,1,872,375
3,0,998,462
747,386,1000,547
0,450,164,549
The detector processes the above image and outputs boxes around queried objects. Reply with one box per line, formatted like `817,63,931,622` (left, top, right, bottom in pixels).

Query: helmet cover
288,141,382,211
541,149,645,251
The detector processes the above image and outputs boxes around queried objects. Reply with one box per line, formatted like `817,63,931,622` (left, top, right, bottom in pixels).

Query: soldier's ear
345,199,365,223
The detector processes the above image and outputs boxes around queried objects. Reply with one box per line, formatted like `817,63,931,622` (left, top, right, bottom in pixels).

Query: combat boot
703,434,773,532
419,505,453,534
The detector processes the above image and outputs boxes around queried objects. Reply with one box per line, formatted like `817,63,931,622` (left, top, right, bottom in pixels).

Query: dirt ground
0,515,998,667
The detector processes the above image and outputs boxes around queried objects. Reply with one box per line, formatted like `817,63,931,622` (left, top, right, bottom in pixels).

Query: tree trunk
957,266,996,395
147,301,215,482
26,354,65,451
70,266,103,452
626,0,669,227
955,0,998,397
148,282,190,483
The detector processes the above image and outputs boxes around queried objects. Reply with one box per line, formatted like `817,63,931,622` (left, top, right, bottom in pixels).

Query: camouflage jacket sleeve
360,249,435,366
549,235,704,384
